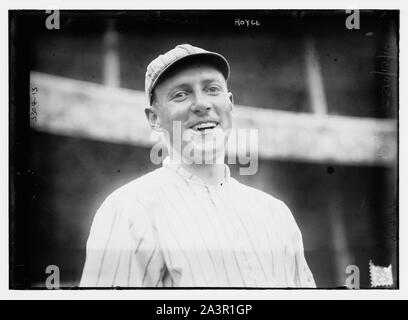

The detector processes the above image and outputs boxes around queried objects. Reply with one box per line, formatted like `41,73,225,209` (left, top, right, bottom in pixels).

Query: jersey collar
162,156,231,187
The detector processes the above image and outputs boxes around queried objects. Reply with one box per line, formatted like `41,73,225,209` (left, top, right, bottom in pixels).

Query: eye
172,91,188,101
206,85,221,94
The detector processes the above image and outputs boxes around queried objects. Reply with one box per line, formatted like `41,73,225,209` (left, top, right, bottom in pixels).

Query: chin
177,127,227,165
189,140,226,165
178,140,224,165
199,146,225,165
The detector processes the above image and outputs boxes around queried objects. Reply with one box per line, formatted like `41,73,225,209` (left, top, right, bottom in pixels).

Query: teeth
192,121,218,131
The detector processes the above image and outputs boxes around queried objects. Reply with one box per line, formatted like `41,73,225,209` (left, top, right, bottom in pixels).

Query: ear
228,92,234,114
145,107,162,131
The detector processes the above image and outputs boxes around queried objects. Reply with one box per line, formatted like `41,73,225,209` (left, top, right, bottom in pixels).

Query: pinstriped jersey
80,158,316,288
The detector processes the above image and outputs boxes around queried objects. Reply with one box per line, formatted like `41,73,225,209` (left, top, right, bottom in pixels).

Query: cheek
218,102,233,127
159,104,189,124
223,112,233,129
158,109,186,135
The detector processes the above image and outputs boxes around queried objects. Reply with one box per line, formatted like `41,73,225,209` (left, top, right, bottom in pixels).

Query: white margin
2,0,407,300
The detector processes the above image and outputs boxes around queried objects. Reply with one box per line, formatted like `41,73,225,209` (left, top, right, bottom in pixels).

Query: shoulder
95,167,169,223
113,167,166,196
106,166,171,202
229,177,297,226
229,177,289,210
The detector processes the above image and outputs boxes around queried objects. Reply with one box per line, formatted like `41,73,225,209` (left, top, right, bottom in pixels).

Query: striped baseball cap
145,44,230,106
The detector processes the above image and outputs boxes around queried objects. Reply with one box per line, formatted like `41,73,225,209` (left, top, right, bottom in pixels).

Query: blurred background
10,10,398,288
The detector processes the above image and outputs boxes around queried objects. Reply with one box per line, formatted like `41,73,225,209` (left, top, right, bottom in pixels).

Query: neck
168,148,227,185
181,162,226,185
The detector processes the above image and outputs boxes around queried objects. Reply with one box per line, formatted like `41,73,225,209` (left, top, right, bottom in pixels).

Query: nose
191,91,211,114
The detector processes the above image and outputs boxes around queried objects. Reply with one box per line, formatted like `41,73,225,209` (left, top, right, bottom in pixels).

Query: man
80,44,316,288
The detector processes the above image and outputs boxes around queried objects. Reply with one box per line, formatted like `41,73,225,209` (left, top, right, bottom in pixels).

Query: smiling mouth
190,121,219,132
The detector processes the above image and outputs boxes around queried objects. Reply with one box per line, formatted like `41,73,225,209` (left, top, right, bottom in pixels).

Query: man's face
147,63,234,163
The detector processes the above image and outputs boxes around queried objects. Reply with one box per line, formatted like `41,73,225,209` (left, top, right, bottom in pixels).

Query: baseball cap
145,44,230,106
